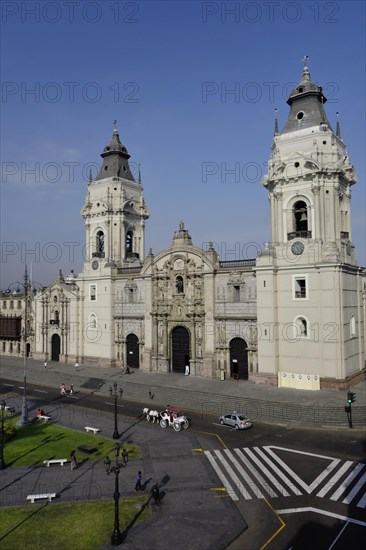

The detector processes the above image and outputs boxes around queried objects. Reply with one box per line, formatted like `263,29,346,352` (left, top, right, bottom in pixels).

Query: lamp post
104,443,128,546
6,267,44,426
109,382,123,439
0,400,6,470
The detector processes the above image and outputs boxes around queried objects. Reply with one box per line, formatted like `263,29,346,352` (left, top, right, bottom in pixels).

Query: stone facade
2,64,365,389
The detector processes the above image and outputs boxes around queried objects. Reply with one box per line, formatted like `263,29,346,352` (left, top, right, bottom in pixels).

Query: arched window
176,276,184,294
54,295,58,303
295,316,308,338
293,201,308,232
126,231,133,255
54,310,59,322
96,231,105,257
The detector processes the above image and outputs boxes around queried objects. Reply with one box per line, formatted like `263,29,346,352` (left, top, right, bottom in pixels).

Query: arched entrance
51,334,60,361
171,326,190,373
230,338,248,380
126,334,139,369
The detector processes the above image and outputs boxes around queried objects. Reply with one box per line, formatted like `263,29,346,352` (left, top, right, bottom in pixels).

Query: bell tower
256,60,364,389
81,126,150,270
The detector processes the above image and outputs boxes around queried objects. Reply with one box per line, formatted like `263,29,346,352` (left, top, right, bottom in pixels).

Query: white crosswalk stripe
204,446,366,508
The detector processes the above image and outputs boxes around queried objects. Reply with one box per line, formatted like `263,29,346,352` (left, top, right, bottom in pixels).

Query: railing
220,259,256,268
340,231,349,239
295,290,306,298
92,252,105,258
287,231,312,240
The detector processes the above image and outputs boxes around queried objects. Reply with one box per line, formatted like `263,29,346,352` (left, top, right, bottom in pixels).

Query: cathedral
2,63,365,390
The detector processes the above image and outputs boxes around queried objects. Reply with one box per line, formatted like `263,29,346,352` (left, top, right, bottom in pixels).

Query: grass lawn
4,421,141,467
0,496,151,549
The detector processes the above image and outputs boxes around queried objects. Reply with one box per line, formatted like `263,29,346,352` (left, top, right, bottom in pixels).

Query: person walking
70,384,74,395
75,362,79,372
60,383,66,396
44,361,47,369
148,389,154,400
134,471,143,492
70,450,78,470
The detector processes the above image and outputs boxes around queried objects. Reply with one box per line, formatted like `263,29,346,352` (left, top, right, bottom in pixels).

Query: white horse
143,408,159,423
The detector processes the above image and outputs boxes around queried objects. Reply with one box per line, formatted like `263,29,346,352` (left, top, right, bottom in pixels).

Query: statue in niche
158,321,163,338
176,276,184,294
197,341,202,357
196,323,202,339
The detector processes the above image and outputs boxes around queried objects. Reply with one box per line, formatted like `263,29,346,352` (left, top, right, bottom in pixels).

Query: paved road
1,356,365,428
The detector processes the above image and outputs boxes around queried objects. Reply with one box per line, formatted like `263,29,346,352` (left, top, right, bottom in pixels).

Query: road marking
259,498,286,550
342,469,366,505
264,446,340,495
330,463,364,502
254,447,302,496
204,451,238,501
104,401,124,408
275,506,366,527
225,449,266,498
192,448,203,452
215,450,252,500
204,446,366,508
2,383,14,387
34,389,48,393
234,449,280,498
316,461,353,498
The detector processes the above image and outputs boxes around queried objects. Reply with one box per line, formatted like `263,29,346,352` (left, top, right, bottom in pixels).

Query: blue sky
1,0,365,287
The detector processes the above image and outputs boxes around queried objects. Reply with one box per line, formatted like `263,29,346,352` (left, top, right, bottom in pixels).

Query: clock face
92,259,99,270
291,241,304,255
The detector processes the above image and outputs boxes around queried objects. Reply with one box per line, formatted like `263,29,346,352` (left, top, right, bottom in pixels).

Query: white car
219,412,252,430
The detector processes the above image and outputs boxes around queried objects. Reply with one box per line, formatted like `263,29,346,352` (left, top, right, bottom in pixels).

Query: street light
6,267,44,426
0,400,6,470
109,382,123,439
104,443,129,546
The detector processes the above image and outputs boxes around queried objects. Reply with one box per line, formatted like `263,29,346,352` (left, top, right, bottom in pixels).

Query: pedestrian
126,365,130,375
70,384,74,395
75,362,79,371
135,471,143,492
149,389,154,400
70,450,78,470
60,383,66,396
44,361,47,369
37,408,42,418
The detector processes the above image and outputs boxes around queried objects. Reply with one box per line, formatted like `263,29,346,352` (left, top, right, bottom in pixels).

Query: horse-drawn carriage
142,405,190,432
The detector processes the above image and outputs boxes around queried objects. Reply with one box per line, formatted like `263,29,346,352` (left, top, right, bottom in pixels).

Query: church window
126,231,133,256
10,301,14,309
293,201,308,232
128,288,134,303
350,315,356,338
296,111,304,120
2,301,6,309
54,295,57,303
294,162,300,168
90,285,97,301
176,276,184,294
96,231,105,257
293,275,308,300
17,301,21,309
54,310,59,322
104,166,108,171
233,285,240,302
295,317,308,338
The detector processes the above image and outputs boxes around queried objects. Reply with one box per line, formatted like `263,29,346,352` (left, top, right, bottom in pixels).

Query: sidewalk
1,356,365,428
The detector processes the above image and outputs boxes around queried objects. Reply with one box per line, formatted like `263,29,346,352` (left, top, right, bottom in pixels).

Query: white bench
84,426,100,434
27,493,56,504
43,459,67,467
38,415,51,422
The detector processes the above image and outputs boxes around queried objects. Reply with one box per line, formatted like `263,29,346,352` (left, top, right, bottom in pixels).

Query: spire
281,59,333,134
300,55,311,83
95,126,135,182
336,112,342,139
88,168,92,184
24,265,29,290
274,108,279,136
138,164,141,184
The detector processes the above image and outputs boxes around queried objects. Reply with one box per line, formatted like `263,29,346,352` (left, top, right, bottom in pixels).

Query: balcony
340,231,349,239
50,320,59,326
287,231,312,241
92,252,105,258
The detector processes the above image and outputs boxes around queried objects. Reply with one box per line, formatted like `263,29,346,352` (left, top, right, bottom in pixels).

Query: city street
1,375,365,549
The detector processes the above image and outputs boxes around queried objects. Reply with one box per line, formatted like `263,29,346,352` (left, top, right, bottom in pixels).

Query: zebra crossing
204,445,366,508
